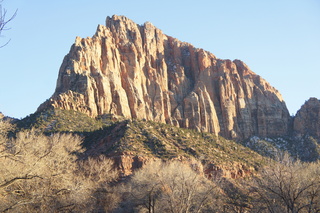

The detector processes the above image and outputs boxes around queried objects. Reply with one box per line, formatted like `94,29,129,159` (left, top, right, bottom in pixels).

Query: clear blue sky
1,0,319,118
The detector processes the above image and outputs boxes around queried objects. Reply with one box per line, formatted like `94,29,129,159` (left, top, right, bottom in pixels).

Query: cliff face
39,15,290,139
294,98,320,138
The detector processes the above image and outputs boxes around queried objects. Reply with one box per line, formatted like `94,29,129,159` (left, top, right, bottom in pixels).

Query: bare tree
0,0,17,48
119,160,221,213
77,155,119,212
0,131,84,212
252,153,320,213
0,128,118,212
219,178,253,213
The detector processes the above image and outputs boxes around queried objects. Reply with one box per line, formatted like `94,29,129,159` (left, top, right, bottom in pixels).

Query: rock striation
294,97,320,138
38,15,290,139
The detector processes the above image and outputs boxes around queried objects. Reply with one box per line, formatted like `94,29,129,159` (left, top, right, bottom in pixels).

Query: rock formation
38,15,290,139
294,97,320,138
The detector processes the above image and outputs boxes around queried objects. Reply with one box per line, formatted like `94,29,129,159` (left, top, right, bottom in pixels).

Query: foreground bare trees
1,117,320,212
120,155,320,213
252,154,320,213
117,160,222,213
0,119,117,212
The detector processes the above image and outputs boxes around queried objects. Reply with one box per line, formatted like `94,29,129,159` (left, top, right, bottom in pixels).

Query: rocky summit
38,15,291,139
294,97,320,138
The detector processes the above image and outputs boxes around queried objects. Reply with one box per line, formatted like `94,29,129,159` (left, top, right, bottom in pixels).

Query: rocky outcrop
97,152,253,179
294,98,320,138
205,162,254,179
112,154,254,179
38,15,290,139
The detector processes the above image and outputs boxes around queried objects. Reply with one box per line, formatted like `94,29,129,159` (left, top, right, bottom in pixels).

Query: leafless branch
1,199,35,213
0,175,43,188
0,2,17,47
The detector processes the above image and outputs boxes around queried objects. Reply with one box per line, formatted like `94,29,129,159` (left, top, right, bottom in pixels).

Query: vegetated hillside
83,118,267,177
17,108,266,178
17,107,320,164
243,135,320,162
17,108,106,133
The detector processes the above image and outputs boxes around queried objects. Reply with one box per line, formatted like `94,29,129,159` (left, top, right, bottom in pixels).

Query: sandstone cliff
294,97,320,138
38,15,290,139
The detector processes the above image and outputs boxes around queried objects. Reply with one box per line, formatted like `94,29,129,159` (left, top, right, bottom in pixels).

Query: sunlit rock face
38,15,290,139
294,98,320,138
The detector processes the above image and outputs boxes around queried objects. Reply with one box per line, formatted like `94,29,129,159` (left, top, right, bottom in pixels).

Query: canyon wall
38,15,290,139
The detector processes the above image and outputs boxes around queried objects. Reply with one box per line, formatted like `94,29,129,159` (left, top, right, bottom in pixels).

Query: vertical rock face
294,98,320,138
38,15,290,139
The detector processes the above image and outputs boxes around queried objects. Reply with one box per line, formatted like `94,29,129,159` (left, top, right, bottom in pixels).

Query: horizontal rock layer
38,15,290,139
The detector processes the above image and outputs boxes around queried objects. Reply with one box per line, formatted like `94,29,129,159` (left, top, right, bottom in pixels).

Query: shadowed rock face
38,15,290,139
294,98,320,138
